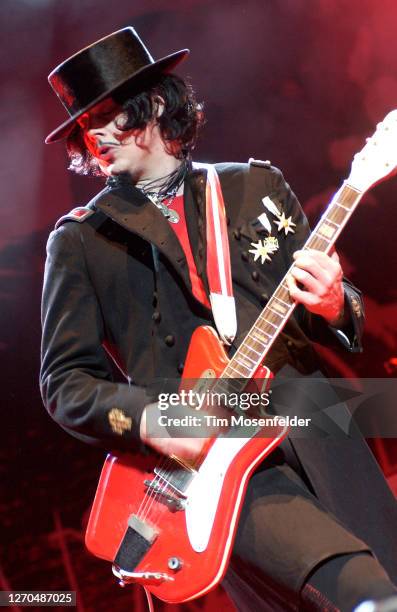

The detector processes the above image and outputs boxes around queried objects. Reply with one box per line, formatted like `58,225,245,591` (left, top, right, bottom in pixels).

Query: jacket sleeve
269,167,364,352
40,224,152,449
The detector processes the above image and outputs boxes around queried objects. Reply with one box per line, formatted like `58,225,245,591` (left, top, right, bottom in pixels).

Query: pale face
77,97,164,180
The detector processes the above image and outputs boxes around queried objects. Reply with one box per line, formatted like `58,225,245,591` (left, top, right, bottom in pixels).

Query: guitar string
137,455,174,520
138,451,192,523
136,376,255,523
137,375,255,522
140,452,196,523
143,472,174,523
137,379,240,522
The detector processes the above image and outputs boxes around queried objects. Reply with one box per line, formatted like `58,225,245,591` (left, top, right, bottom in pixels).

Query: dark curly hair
66,73,204,176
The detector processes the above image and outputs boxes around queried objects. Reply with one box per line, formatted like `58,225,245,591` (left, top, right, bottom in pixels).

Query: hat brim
45,48,189,144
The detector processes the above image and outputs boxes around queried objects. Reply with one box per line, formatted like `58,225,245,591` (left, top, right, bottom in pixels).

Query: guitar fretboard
214,182,363,394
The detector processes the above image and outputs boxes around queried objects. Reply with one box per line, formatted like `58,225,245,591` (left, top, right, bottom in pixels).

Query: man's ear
153,95,165,118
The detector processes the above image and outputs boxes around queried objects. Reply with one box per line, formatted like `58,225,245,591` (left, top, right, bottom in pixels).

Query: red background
1,1,397,610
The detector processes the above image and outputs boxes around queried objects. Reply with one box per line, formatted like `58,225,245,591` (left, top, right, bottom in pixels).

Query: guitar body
86,326,288,603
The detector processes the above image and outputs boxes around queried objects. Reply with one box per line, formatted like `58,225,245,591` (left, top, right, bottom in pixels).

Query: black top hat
45,27,189,144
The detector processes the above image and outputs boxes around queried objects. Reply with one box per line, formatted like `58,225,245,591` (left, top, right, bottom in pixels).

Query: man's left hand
287,249,345,326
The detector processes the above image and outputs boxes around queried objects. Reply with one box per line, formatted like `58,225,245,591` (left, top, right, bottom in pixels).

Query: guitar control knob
168,557,183,571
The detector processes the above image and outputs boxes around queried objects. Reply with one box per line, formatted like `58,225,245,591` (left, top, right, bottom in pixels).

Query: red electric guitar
85,110,397,603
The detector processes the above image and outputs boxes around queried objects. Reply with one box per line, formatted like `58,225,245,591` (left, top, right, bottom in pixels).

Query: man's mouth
97,143,119,158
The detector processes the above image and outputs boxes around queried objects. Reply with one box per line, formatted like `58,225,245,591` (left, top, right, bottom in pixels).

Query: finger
293,251,338,286
287,273,317,305
294,249,341,272
293,253,332,287
290,265,324,295
287,273,319,307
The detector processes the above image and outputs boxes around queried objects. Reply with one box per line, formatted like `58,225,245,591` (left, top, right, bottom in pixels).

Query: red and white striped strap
193,162,237,345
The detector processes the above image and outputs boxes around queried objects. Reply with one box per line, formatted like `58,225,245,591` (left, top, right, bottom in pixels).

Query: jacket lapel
92,170,209,301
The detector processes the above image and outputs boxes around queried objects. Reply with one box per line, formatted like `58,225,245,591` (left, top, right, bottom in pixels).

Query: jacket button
233,229,241,240
241,251,249,262
251,271,259,281
177,362,184,374
260,293,268,305
152,312,161,323
287,340,294,348
165,335,175,347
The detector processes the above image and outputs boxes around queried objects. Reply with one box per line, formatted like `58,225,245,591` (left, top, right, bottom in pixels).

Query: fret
238,351,258,365
259,318,278,330
337,184,360,209
322,218,339,229
261,309,283,326
232,358,251,373
327,204,348,225
250,330,269,344
335,201,351,212
274,295,291,307
268,304,286,318
234,357,254,371
250,332,272,346
305,234,330,251
243,342,263,356
248,333,268,348
225,363,250,377
276,286,292,305
317,222,337,240
269,297,290,315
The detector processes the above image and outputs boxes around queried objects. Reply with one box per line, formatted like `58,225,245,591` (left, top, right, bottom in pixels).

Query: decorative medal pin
274,211,296,235
249,237,279,264
262,196,296,236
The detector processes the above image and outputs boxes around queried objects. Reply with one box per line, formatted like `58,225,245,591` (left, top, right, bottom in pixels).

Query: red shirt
165,195,210,308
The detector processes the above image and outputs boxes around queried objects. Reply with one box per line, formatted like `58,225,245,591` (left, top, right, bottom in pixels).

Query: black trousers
222,442,397,611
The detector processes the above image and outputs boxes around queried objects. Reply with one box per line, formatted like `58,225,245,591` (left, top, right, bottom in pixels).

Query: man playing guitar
41,27,397,611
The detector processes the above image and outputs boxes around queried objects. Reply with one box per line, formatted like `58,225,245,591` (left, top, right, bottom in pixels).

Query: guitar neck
220,182,363,383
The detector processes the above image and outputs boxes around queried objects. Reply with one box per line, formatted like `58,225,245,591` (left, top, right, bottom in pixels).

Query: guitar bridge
144,480,186,510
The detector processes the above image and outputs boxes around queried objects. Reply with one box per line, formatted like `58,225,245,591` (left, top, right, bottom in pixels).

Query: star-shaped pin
274,212,296,236
249,237,279,264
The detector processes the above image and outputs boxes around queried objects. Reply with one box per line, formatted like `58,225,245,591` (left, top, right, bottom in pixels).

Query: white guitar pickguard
185,437,250,552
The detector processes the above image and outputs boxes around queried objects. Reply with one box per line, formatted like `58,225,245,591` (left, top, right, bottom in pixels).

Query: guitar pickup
153,455,196,497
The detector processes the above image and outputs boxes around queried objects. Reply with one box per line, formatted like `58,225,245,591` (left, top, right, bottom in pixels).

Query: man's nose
86,124,107,143
79,113,108,139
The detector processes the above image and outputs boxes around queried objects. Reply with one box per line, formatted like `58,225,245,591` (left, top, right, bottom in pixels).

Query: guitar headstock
348,110,397,192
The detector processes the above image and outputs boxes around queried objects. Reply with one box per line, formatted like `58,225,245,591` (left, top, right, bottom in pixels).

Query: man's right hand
139,401,225,463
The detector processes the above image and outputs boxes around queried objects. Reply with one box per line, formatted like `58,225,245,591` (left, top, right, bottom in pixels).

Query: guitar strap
192,162,237,345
